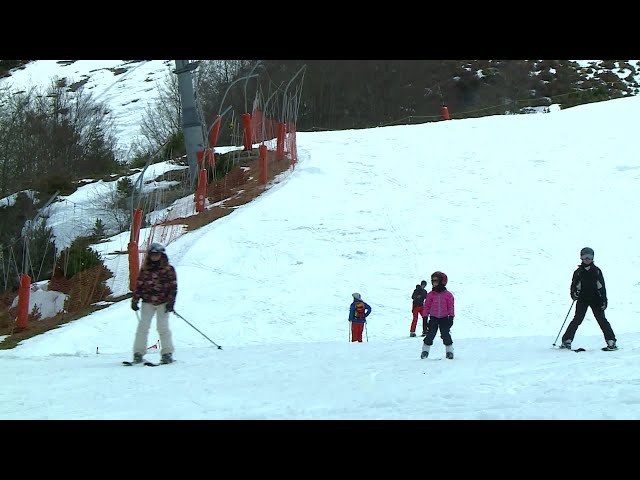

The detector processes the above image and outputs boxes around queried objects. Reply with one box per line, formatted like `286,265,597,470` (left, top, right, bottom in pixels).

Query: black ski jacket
570,263,607,303
412,287,427,307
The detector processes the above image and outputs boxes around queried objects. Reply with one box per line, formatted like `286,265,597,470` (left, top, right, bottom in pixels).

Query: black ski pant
562,299,616,343
423,316,453,346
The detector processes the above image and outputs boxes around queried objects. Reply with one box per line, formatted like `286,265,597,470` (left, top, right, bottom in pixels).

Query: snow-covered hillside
1,60,172,157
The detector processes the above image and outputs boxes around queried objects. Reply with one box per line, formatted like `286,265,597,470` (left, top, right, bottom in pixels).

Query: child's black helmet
580,247,594,257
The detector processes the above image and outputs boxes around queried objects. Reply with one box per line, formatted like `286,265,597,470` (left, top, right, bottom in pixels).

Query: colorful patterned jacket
133,253,177,306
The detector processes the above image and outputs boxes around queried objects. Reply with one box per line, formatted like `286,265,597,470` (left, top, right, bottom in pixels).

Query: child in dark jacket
421,271,455,359
348,292,372,342
561,247,617,351
410,280,428,337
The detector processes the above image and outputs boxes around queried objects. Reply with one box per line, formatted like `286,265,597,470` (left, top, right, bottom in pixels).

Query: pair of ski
122,360,171,367
558,346,618,352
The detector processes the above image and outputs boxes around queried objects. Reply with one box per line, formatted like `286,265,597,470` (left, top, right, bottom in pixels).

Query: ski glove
131,298,139,311
448,315,454,326
165,303,174,313
571,290,580,301
601,300,607,311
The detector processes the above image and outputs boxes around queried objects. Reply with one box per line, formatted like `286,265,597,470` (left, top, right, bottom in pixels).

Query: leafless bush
0,79,119,197
135,71,182,156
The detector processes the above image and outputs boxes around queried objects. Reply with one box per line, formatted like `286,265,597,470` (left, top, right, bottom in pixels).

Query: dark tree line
131,59,639,165
4,60,638,186
190,60,639,139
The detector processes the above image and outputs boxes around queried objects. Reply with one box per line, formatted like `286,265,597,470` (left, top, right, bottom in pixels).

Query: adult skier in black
410,280,428,337
561,247,617,351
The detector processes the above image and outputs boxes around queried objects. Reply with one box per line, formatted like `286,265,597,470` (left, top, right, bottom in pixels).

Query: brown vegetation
166,152,293,231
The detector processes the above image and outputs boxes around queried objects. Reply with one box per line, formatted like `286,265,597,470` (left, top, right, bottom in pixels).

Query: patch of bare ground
166,151,293,231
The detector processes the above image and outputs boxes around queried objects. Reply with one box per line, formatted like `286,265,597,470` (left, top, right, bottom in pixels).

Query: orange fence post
292,124,298,164
133,208,142,244
287,123,298,165
241,113,252,151
259,145,268,185
195,169,207,212
128,242,140,291
276,122,286,161
16,274,31,330
441,106,450,120
252,109,263,143
196,150,205,170
265,117,274,141
129,208,143,291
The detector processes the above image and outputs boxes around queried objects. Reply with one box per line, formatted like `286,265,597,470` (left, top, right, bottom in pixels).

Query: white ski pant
134,302,174,356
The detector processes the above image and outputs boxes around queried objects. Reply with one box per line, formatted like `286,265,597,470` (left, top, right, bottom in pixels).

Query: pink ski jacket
423,290,455,318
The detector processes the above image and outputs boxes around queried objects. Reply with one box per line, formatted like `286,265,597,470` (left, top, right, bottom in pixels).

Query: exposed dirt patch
166,152,293,231
109,67,128,76
68,78,90,92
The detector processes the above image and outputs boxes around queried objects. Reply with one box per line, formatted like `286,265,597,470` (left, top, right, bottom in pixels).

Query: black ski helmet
580,247,594,258
431,271,448,286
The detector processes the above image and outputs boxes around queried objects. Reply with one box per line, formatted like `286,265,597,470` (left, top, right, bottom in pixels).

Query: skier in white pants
131,242,177,364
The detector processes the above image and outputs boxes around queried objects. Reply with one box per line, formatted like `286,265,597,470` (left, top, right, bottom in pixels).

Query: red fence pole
128,242,140,291
132,208,142,244
129,207,143,291
288,123,298,165
265,117,273,141
441,106,450,120
16,274,31,330
195,169,207,212
241,113,252,151
252,109,263,143
276,122,286,161
259,145,268,185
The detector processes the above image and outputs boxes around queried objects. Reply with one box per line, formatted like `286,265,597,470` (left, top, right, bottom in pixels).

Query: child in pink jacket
421,271,455,359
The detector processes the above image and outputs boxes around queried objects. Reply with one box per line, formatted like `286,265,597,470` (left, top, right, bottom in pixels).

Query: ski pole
553,299,575,346
173,310,222,349
365,321,368,342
